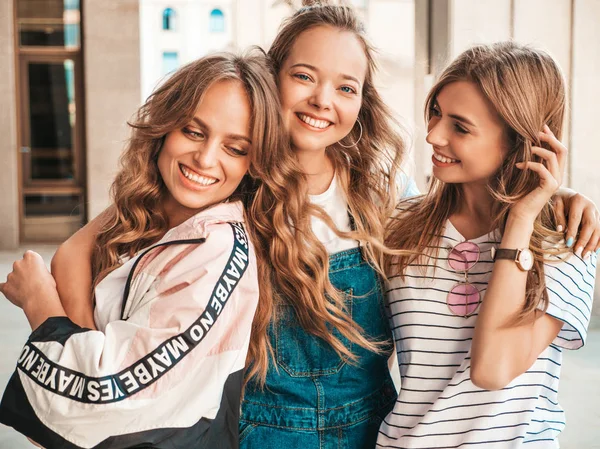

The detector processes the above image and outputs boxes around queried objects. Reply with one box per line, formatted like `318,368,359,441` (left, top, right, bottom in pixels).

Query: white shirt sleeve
543,251,597,349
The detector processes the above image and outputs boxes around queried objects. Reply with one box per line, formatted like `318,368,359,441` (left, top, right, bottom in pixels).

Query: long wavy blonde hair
91,51,315,383
244,1,408,385
386,42,569,321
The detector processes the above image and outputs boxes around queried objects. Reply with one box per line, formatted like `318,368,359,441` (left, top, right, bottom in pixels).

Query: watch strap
492,248,519,261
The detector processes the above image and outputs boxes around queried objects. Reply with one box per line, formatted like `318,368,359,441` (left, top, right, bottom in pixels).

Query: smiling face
427,81,508,186
157,79,252,223
277,25,367,153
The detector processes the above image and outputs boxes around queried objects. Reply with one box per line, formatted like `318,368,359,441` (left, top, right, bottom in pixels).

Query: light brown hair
386,41,568,320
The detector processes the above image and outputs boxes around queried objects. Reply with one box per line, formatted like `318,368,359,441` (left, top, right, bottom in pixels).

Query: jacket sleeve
0,221,259,449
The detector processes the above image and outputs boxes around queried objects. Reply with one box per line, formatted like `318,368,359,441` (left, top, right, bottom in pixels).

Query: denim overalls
240,247,397,448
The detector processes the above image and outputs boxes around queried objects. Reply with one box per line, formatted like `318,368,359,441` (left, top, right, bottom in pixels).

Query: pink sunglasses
447,241,481,318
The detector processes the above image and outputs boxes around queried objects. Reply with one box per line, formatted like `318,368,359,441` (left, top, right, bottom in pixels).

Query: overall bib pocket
274,288,354,377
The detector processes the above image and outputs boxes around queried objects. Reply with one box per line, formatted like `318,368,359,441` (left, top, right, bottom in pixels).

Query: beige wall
513,0,573,177
449,0,511,57
234,0,263,48
571,0,600,315
83,0,141,220
513,0,572,73
0,1,20,250
571,0,600,214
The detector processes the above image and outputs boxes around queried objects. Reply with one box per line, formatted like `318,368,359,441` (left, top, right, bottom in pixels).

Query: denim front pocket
274,288,353,377
239,420,259,444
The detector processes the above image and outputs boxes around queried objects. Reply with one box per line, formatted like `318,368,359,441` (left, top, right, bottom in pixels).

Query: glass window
17,0,80,48
162,51,179,75
163,7,176,31
24,194,83,217
26,60,77,181
209,9,225,33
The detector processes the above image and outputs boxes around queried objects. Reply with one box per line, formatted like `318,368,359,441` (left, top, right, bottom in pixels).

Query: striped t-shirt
378,219,596,448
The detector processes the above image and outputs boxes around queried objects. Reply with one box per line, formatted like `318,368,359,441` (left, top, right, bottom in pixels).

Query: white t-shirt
378,217,596,448
309,174,420,254
309,175,358,254
309,174,419,390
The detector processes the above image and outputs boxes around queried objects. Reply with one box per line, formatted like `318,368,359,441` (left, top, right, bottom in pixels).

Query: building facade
140,0,235,101
0,0,598,312
0,0,140,245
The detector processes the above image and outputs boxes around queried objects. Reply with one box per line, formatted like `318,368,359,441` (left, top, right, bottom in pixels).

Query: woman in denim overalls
240,4,406,447
241,247,398,447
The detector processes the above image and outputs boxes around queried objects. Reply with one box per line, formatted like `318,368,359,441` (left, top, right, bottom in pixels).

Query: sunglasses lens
448,241,480,271
447,283,480,317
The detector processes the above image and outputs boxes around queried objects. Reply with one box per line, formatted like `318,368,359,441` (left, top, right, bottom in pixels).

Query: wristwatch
490,247,534,271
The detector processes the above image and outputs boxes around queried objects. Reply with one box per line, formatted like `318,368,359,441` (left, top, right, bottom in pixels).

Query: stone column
83,0,141,220
570,0,600,315
0,1,20,249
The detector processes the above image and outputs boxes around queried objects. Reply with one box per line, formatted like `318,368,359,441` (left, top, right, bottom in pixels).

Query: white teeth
298,114,331,129
180,165,218,186
433,153,459,164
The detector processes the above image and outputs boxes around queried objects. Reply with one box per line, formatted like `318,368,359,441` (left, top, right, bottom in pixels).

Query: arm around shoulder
51,207,113,329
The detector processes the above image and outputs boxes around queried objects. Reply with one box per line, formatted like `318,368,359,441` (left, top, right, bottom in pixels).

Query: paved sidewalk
0,246,598,448
0,246,57,449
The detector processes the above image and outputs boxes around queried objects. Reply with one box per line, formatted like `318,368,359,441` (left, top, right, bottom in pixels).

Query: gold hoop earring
338,119,363,148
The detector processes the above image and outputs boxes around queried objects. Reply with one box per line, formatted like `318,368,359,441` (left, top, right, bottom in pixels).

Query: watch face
518,249,534,271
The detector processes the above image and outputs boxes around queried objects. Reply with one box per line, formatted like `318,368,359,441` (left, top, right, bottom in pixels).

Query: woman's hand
510,125,566,223
552,190,600,258
0,251,57,309
0,251,66,330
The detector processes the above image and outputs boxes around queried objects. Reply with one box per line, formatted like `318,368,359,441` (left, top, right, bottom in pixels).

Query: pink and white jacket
0,201,259,449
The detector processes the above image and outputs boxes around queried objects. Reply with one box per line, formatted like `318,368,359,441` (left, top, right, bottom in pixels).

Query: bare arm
50,208,112,329
470,216,564,390
471,126,569,390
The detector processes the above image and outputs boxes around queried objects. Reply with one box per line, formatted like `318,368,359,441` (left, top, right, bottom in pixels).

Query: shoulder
543,249,596,299
543,248,596,283
183,220,252,270
542,250,596,349
205,221,252,256
159,202,254,275
166,201,248,243
150,220,255,299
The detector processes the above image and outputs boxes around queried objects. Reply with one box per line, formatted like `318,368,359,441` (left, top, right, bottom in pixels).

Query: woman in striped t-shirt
379,42,597,448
